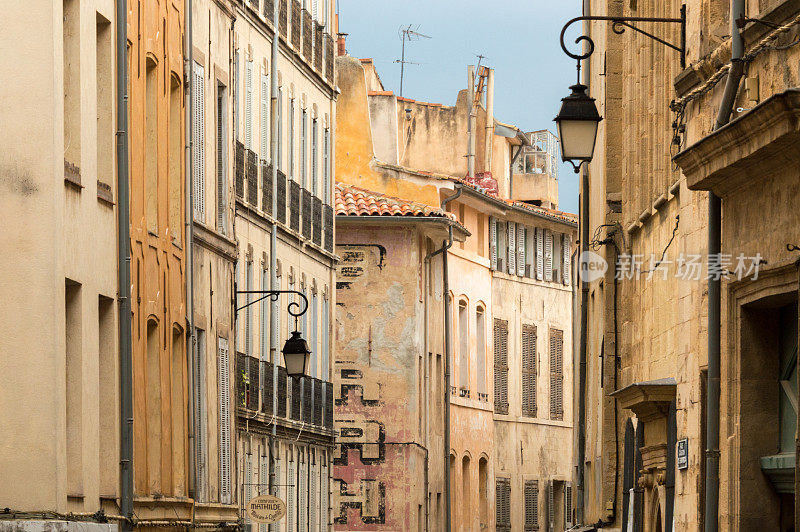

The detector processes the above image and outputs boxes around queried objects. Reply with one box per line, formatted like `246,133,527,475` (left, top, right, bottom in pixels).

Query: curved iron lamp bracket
560,6,686,81
235,289,309,328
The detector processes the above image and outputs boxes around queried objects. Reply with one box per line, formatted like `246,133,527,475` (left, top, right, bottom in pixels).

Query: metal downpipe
116,0,133,528
706,2,744,529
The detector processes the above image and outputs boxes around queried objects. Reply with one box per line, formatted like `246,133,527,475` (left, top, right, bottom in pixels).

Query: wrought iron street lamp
554,84,602,173
235,289,311,377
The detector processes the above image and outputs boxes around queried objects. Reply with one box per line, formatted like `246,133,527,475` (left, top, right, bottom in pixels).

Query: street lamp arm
235,289,309,318
560,8,686,69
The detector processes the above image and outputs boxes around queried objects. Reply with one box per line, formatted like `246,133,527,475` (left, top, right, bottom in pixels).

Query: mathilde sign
246,494,286,524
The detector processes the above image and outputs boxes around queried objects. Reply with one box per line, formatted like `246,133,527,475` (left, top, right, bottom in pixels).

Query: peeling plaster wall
333,224,434,530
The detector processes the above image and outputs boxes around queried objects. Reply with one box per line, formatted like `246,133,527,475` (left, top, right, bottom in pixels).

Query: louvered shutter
547,481,554,532
194,330,206,500
261,73,269,161
496,478,511,531
544,230,554,282
490,218,498,270
309,458,317,531
522,324,537,418
563,234,571,285
269,459,282,532
525,480,539,530
565,482,573,527
518,226,526,275
320,454,328,529
549,329,564,420
323,129,330,203
299,458,308,530
536,228,544,280
193,63,206,221
216,91,226,233
508,222,516,275
218,338,232,503
259,452,269,532
287,459,296,531
245,454,253,524
493,319,509,414
245,61,253,149
246,261,253,356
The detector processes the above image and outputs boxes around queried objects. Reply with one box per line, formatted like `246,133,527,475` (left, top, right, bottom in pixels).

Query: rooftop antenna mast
395,24,431,100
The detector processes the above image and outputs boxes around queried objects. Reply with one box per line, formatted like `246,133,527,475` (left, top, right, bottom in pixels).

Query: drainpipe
184,0,197,510
116,0,133,528
706,1,744,530
426,186,463,532
509,143,523,201
269,0,281,505
484,68,494,174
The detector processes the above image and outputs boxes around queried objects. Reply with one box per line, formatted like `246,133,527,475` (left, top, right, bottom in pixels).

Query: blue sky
337,0,583,214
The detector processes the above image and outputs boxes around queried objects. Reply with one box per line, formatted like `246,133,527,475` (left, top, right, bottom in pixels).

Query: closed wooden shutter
549,329,564,420
496,478,511,531
246,260,253,356
309,456,317,531
245,60,253,149
565,482,573,527
216,90,226,233
261,73,269,161
287,457,296,531
536,228,544,280
493,318,509,414
192,62,206,221
490,218,498,270
245,453,253,524
508,222,516,275
218,338,232,503
563,234,571,285
299,454,308,530
269,459,281,532
518,225,526,275
323,129,330,204
544,230,553,282
522,324,537,418
524,480,539,530
194,330,206,500
320,454,328,529
546,481,554,532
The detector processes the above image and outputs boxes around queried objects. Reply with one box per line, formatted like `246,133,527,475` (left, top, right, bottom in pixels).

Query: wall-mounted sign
246,494,286,524
677,438,689,470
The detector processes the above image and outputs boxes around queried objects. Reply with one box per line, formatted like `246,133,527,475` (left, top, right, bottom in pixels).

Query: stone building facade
576,0,800,530
333,54,576,531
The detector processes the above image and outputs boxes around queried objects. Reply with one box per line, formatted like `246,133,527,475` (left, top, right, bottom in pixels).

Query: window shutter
320,453,328,529
323,129,330,204
517,225,526,275
565,482,573,527
193,63,206,221
194,330,206,500
536,228,544,280
218,338,232,503
287,459,296,531
508,222,516,275
246,261,253,356
522,324,537,418
493,318,509,414
309,458,317,530
549,329,564,420
496,478,511,531
490,218,498,270
245,61,253,149
270,459,281,532
544,230,553,282
216,91,226,233
245,454,253,524
563,234,571,285
261,73,269,161
524,480,539,530
547,481,554,532
299,458,308,530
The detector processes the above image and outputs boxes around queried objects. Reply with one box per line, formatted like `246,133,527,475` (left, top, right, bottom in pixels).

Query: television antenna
396,24,431,100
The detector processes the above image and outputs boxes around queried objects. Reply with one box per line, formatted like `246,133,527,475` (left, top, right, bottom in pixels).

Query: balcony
236,353,334,432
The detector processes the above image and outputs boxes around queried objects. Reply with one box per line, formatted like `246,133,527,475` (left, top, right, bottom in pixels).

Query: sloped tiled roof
335,182,456,220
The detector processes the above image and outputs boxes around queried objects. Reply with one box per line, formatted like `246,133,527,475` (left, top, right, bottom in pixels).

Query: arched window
462,455,471,525
459,300,469,390
146,319,161,492
479,457,489,528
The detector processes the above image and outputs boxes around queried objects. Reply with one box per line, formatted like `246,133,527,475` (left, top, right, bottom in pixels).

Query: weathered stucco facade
333,53,576,531
0,0,121,527
578,0,800,530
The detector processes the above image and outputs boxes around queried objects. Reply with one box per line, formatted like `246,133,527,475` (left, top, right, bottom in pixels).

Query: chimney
336,15,347,56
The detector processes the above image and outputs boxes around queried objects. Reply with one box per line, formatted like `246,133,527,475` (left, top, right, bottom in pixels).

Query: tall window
192,62,206,221
96,14,113,197
476,307,486,395
217,337,232,503
146,319,161,492
63,0,81,176
310,290,317,378
522,324,537,417
169,76,182,242
311,118,318,194
493,318,509,414
260,266,269,360
170,325,185,495
245,259,253,356
288,98,295,179
216,84,228,233
261,72,269,160
301,107,307,187
65,280,83,494
524,480,540,530
496,478,511,531
145,59,159,231
323,128,330,203
276,87,283,171
98,296,116,496
459,300,469,389
245,60,253,149
549,328,564,420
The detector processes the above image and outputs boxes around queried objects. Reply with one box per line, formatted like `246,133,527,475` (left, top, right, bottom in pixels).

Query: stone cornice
674,89,800,196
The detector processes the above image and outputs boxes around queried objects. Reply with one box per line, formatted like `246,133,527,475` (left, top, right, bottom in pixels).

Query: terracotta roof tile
335,182,456,221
